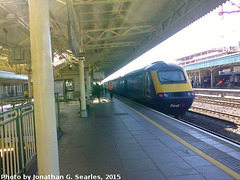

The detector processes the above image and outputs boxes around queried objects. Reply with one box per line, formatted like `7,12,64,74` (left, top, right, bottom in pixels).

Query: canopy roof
0,0,226,77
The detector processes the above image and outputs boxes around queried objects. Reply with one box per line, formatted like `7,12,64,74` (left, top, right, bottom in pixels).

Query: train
23,82,33,97
0,71,27,99
109,61,195,116
0,71,34,99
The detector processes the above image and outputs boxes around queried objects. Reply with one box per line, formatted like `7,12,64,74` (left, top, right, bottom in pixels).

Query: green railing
55,93,61,132
0,94,61,178
0,103,36,177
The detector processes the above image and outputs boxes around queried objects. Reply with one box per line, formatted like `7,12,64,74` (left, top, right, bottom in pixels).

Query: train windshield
157,70,186,83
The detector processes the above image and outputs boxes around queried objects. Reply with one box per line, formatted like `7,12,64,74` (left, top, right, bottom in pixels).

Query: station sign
93,71,105,81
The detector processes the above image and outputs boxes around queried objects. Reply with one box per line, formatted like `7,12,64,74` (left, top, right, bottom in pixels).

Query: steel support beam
73,0,136,5
86,41,137,49
79,57,87,117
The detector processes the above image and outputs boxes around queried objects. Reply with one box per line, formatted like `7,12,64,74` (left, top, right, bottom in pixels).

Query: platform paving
58,96,235,180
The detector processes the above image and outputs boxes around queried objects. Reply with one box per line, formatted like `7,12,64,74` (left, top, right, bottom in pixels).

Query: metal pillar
86,69,90,100
28,72,32,98
199,71,202,85
29,0,60,177
210,70,214,88
88,66,92,95
209,67,215,88
79,58,87,117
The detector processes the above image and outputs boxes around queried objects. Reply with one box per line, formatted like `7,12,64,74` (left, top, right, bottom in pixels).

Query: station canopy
0,0,226,77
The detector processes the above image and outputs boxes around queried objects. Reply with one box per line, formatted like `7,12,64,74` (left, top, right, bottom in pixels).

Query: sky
102,0,240,83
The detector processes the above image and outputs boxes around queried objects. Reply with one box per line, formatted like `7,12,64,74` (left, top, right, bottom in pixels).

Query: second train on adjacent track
110,61,195,116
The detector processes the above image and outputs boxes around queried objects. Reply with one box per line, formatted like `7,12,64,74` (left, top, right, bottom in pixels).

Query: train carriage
111,61,195,116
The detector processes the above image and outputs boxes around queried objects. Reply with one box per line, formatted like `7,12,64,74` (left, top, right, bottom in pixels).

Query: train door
144,71,152,101
24,82,33,97
54,80,64,100
65,79,74,100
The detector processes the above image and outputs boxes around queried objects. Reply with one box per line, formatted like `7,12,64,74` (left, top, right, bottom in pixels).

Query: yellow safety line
123,103,240,180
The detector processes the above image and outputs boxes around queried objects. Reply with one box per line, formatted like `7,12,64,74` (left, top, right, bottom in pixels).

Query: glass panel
65,80,73,90
157,70,186,83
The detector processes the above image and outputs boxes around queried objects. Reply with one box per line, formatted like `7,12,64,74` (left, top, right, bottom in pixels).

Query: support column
29,0,59,177
28,72,32,98
79,58,87,117
88,66,92,95
209,67,216,88
210,70,214,88
199,70,202,86
86,69,90,100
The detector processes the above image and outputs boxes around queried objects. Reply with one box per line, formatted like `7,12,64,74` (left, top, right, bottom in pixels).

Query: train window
157,70,186,83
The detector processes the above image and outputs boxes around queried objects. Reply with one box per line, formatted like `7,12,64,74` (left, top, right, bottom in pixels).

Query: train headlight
164,93,168,97
187,92,195,96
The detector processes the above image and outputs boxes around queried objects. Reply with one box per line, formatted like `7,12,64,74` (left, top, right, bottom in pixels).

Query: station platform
58,95,240,180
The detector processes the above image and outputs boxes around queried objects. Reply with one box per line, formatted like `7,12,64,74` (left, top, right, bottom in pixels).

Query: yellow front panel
151,70,193,94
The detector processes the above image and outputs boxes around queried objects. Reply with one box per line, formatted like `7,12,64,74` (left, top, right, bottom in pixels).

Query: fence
0,103,36,177
55,93,61,132
0,94,61,178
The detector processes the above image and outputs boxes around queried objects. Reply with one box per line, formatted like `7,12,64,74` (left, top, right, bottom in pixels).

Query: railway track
194,96,240,108
189,106,240,125
192,95,240,124
196,95,240,102
185,95,240,144
180,111,240,145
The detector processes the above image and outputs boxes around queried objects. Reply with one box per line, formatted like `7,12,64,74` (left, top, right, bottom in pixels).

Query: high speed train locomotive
110,61,195,116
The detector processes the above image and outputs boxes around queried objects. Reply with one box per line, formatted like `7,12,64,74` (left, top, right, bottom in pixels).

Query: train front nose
156,91,195,115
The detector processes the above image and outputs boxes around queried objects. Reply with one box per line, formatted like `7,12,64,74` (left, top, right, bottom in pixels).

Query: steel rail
194,97,240,108
189,106,240,125
196,95,240,103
